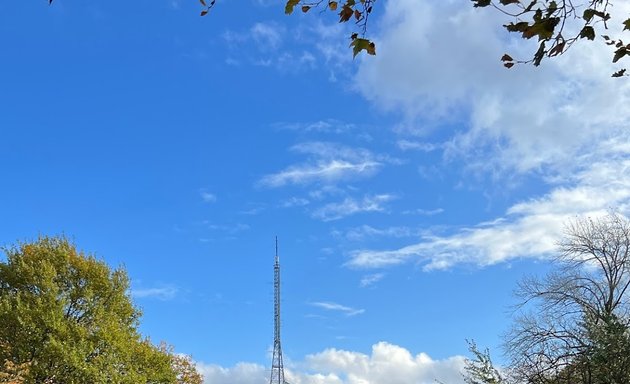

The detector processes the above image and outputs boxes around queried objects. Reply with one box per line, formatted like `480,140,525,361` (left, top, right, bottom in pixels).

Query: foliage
199,0,629,73
463,340,504,384
0,236,202,384
200,0,377,58
45,0,630,69
468,0,630,76
171,352,204,384
582,313,630,384
504,212,630,384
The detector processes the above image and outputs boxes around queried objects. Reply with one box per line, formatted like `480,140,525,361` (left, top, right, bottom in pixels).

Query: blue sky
2,0,630,383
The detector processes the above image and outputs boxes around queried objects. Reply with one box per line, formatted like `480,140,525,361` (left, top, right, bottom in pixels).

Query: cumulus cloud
197,362,267,384
195,342,466,384
304,342,466,384
259,142,389,188
312,194,396,221
355,0,630,175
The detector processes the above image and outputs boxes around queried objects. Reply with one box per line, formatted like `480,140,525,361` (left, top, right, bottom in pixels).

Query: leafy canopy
0,236,202,384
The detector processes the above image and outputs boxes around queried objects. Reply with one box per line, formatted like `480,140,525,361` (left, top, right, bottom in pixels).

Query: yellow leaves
350,37,375,58
284,0,300,14
281,0,377,58
339,5,353,22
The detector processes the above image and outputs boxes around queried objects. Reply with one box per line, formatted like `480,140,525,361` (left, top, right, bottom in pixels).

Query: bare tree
504,212,630,384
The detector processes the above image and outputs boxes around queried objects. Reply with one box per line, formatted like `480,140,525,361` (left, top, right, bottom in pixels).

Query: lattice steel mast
270,237,288,384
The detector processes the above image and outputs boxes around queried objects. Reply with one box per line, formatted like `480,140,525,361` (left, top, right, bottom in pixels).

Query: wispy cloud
347,137,630,270
312,194,396,221
397,140,442,152
310,301,365,316
402,208,444,216
334,225,420,241
359,273,385,288
206,222,250,234
280,197,310,208
239,203,266,215
200,190,217,203
259,142,389,188
250,22,285,50
273,119,358,135
130,285,179,301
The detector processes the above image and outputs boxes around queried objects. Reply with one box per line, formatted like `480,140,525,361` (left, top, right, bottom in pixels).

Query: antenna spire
270,237,287,384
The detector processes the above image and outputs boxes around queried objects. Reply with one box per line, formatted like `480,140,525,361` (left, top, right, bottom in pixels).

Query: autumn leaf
285,0,300,14
350,38,375,58
579,26,595,40
613,47,628,63
339,5,353,22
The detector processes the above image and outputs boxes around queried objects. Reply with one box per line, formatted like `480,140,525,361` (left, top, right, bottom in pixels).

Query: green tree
0,236,201,384
463,340,504,384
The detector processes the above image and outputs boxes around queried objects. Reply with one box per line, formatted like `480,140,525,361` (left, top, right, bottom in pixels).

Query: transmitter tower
269,237,288,384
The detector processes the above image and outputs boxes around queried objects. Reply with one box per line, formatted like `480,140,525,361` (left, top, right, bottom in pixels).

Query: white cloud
359,273,384,288
200,190,216,203
130,285,178,300
251,22,285,50
347,137,630,270
194,343,466,384
281,197,311,208
312,194,395,221
310,301,365,317
355,0,630,175
259,142,388,188
397,140,441,152
334,225,420,241
402,208,444,216
274,119,357,134
304,342,466,384
196,362,267,384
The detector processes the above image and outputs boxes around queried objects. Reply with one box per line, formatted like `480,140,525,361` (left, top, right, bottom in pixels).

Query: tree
45,0,630,72
205,0,630,75
504,212,630,384
463,340,505,384
471,0,630,77
0,236,202,384
201,0,377,57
